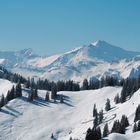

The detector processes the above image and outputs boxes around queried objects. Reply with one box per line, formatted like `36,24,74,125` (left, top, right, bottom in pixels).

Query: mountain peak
91,40,107,46
17,48,38,58
19,48,34,55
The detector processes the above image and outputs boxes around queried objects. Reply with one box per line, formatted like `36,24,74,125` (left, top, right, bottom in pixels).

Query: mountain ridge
0,40,140,81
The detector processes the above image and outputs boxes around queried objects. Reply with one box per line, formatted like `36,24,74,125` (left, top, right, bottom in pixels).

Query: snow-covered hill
0,85,140,140
0,40,140,81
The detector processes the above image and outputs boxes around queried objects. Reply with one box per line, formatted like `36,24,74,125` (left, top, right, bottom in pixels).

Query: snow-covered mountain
0,40,140,81
0,48,38,68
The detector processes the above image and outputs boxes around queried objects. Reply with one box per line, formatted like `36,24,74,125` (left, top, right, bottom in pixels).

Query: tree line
24,75,123,93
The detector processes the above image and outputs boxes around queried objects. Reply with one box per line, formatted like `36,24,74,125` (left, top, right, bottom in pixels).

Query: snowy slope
1,85,140,139
26,54,61,68
0,87,122,140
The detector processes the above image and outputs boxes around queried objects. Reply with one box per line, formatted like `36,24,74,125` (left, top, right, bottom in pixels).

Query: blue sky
0,0,140,55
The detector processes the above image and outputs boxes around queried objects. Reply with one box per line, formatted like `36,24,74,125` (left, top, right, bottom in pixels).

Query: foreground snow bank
109,131,140,140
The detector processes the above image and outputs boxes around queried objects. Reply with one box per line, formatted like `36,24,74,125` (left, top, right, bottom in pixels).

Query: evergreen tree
89,79,95,90
82,79,89,90
133,123,137,133
51,83,57,99
60,95,64,103
0,94,5,109
93,104,98,117
96,127,102,139
30,78,35,89
114,93,120,104
121,115,129,128
11,86,15,99
45,91,50,101
85,127,102,140
51,133,54,139
137,121,140,131
15,83,22,97
105,98,111,111
134,104,140,122
120,81,127,103
6,86,15,102
136,75,140,90
130,79,137,97
100,77,105,88
111,120,119,133
93,114,98,128
85,128,93,140
132,121,140,133
25,77,30,88
98,109,104,124
6,90,11,102
27,89,34,101
34,88,38,98
103,123,109,137
111,120,125,134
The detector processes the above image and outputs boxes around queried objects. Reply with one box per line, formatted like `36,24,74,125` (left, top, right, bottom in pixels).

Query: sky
0,0,140,56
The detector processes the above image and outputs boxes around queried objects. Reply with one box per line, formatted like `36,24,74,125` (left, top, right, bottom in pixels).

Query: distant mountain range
0,40,140,81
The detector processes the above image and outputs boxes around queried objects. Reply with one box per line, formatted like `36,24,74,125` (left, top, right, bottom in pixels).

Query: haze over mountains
0,40,140,81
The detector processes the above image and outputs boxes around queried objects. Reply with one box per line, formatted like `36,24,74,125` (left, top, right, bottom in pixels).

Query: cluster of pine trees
85,97,130,140
0,84,64,110
85,127,102,140
27,88,38,101
120,76,140,103
114,77,140,105
0,83,22,109
27,87,63,103
133,104,140,133
105,98,111,111
93,104,104,127
86,114,129,140
111,115,129,134
25,78,80,92
82,76,122,90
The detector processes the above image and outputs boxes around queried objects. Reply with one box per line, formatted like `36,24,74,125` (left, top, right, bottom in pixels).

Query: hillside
0,85,140,140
